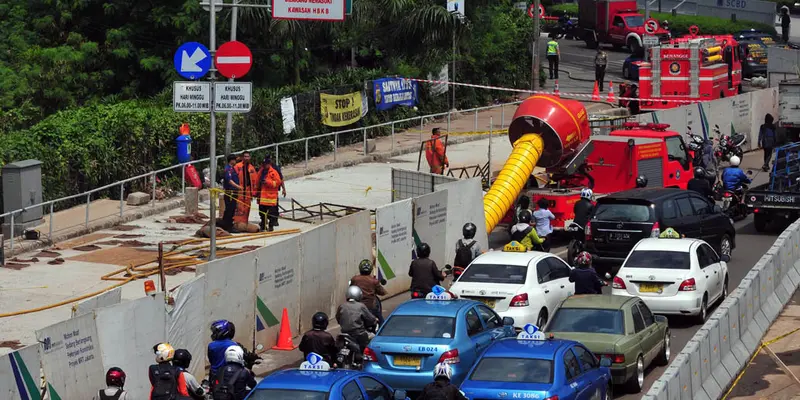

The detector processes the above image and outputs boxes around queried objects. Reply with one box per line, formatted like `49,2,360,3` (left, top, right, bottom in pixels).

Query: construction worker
547,37,560,80
425,128,449,174
222,154,242,232
257,155,282,232
234,151,259,226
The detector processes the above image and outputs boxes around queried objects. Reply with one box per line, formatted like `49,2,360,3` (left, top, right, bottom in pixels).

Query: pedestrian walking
781,6,791,43
425,128,449,174
547,37,560,80
257,156,282,232
222,154,242,232
759,113,777,171
594,48,608,91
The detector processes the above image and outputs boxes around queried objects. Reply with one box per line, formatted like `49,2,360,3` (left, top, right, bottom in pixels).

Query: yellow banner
320,92,364,127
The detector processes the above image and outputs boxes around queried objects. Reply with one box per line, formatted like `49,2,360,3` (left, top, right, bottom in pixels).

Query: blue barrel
176,134,192,163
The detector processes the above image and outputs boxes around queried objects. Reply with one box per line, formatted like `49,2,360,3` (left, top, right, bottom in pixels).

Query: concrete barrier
644,218,800,400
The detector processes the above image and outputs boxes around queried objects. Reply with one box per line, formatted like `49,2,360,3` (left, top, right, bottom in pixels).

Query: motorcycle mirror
604,272,612,279
746,170,753,175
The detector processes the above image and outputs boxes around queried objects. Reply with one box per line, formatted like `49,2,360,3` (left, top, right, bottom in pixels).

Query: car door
636,302,662,367
358,376,393,400
546,257,575,298
572,345,607,400
687,194,719,243
536,260,564,314
476,305,508,340
664,135,692,187
674,195,702,239
563,347,585,400
660,198,682,232
609,16,626,43
697,243,722,301
342,379,366,400
630,302,649,364
465,306,492,356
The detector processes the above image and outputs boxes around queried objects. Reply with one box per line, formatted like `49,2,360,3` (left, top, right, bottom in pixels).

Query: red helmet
106,367,126,388
575,251,592,267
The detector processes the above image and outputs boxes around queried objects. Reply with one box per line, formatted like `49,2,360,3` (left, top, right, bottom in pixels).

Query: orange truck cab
578,0,671,53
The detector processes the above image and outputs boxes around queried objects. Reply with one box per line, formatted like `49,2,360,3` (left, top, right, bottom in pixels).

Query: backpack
510,226,532,243
150,363,179,400
98,389,124,400
454,240,476,267
212,366,245,400
423,383,450,400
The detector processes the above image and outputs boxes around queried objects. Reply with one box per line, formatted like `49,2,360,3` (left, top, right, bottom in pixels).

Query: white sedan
611,238,730,323
449,244,575,329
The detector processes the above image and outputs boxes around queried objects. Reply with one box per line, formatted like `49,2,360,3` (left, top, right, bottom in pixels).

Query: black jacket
572,198,594,228
409,258,442,294
418,380,468,400
687,178,713,199
213,363,257,400
569,267,603,295
299,329,337,363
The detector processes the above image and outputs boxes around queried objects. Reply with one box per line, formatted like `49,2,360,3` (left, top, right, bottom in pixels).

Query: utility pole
452,30,457,110
224,0,240,157
532,0,541,91
208,0,218,261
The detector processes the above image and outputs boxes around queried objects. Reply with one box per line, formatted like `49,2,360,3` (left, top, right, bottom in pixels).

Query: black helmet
173,349,192,369
636,175,648,188
312,312,329,330
518,210,532,224
694,167,706,179
359,259,373,275
462,223,477,239
417,243,431,258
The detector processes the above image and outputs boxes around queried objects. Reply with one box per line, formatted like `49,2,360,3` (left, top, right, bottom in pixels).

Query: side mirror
720,254,731,262
668,154,676,161
502,317,515,326
655,315,668,324
394,390,407,400
599,358,612,367
747,170,753,175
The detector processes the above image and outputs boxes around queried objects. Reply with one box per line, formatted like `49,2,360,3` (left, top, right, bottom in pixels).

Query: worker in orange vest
233,151,259,225
425,128,449,175
257,155,283,232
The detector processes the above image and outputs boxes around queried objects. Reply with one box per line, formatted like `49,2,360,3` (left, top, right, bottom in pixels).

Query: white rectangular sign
271,0,346,21
643,35,659,46
214,82,252,113
447,0,465,17
173,81,211,112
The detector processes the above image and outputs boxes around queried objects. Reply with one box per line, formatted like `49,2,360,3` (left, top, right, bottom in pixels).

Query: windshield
380,315,455,338
624,250,691,269
593,203,653,222
247,389,327,400
625,16,644,27
459,263,527,284
470,357,553,383
548,308,625,334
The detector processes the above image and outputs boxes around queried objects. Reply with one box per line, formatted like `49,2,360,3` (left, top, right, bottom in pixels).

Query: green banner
346,0,352,14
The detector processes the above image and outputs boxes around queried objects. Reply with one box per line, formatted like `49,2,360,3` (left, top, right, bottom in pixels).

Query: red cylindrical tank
507,95,590,168
185,164,202,188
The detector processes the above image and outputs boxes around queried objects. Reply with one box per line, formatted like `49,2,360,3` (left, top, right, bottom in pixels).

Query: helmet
575,251,592,267
434,363,453,380
694,167,706,179
580,188,593,200
312,312,329,330
518,210,532,224
359,259,373,275
462,222,477,239
636,175,648,188
210,320,236,340
105,367,126,388
224,345,245,366
153,342,175,363
346,285,363,302
417,243,431,258
173,349,192,369
729,155,741,167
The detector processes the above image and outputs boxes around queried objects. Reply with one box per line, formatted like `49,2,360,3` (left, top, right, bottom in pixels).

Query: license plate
609,232,631,241
639,283,663,293
394,355,421,367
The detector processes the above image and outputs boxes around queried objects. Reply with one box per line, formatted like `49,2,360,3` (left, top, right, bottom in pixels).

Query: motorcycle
334,333,364,370
566,222,584,265
712,125,746,163
721,170,754,221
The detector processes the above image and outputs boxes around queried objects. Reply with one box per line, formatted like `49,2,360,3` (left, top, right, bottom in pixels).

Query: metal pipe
501,104,505,127
151,172,156,206
85,193,90,228
49,204,54,241
276,144,280,166
10,213,14,250
120,184,124,217
363,127,367,155
224,0,240,157
488,117,493,184
474,110,478,131
334,134,338,161
391,123,395,154
447,111,451,133
305,139,309,169
209,0,218,261
181,164,186,195
419,117,423,143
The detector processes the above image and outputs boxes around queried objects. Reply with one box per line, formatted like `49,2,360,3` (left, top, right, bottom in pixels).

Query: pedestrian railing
0,101,521,252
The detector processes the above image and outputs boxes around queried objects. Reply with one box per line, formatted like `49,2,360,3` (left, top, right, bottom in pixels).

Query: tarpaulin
376,198,414,296
95,293,166,400
320,92,364,127
373,78,418,111
298,222,338,332
412,190,449,269
202,253,257,349
36,312,105,400
333,211,373,308
0,345,41,400
436,178,488,266
255,236,302,349
167,275,207,379
72,287,122,318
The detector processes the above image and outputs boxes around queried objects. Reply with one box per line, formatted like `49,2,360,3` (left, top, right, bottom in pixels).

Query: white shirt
533,209,555,237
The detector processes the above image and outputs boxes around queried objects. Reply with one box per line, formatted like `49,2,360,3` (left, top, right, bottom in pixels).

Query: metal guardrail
0,101,521,251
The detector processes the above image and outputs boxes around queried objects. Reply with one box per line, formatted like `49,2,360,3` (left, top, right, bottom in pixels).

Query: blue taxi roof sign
299,352,331,371
516,324,547,341
503,241,527,252
425,285,453,301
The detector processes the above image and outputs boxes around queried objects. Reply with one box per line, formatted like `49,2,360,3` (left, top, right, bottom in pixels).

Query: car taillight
679,278,697,291
510,293,529,307
363,347,377,362
585,221,593,241
438,349,460,364
612,276,626,289
723,192,732,198
650,221,660,238
754,208,760,213
597,353,626,364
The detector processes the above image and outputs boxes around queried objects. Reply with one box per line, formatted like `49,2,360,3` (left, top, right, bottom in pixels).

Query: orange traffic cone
591,81,600,101
607,81,615,103
553,80,560,98
271,308,297,351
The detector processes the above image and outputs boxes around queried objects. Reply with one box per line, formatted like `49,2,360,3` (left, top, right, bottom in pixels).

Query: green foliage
551,4,578,16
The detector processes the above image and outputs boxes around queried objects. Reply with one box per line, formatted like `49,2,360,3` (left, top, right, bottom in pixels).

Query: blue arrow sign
174,42,211,80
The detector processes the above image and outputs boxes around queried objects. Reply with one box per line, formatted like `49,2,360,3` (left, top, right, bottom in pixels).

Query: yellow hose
483,134,545,233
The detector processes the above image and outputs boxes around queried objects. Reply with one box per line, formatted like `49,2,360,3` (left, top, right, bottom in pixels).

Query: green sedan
543,295,670,393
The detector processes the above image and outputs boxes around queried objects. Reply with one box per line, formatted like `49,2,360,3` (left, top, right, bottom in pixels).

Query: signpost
271,0,346,21
215,40,253,79
214,82,253,113
530,1,544,91
644,18,659,35
643,18,659,62
173,42,212,80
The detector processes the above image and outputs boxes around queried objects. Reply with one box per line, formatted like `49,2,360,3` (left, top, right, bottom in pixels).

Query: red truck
578,0,671,53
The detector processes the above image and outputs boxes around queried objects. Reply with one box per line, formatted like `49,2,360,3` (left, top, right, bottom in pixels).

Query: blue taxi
460,324,613,400
363,285,517,393
246,353,409,400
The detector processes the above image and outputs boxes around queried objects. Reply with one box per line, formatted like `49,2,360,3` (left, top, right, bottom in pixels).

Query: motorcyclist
336,286,378,352
721,155,751,194
688,167,714,201
299,312,337,364
510,210,546,251
94,367,128,400
702,139,718,187
173,349,205,400
208,320,238,377
418,363,468,400
350,259,387,323
572,188,595,229
211,346,257,400
454,222,482,278
149,342,185,400
636,175,648,188
409,243,446,298
568,252,604,295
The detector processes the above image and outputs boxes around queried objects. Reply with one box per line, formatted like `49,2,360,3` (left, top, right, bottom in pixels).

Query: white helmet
433,362,453,380
729,155,741,167
580,188,593,200
225,345,245,365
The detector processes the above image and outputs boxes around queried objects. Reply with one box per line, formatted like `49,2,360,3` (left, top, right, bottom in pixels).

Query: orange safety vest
258,166,282,206
234,162,259,197
424,135,449,174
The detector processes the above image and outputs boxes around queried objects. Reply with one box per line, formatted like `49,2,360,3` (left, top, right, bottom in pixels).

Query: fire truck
637,35,743,112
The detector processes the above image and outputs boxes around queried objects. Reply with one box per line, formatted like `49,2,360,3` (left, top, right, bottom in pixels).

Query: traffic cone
607,81,615,103
271,308,297,351
553,80,560,98
591,81,600,101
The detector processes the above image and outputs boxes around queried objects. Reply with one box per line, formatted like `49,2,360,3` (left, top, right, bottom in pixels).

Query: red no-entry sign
215,41,253,79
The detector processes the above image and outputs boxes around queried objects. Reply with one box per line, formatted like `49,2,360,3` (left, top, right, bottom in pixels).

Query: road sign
214,82,253,113
173,82,212,112
644,18,659,35
215,41,253,79
272,0,346,21
528,3,545,18
201,0,222,12
174,42,212,80
643,35,659,46
689,25,700,36
346,0,352,15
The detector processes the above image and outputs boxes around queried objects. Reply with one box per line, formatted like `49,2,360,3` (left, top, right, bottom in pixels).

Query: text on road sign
174,82,212,112
214,82,252,113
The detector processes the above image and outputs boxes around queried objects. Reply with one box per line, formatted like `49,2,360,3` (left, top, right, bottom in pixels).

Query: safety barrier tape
405,77,723,105
721,327,800,399
404,129,509,136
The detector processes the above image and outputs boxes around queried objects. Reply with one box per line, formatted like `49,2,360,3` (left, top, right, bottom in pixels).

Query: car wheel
696,294,708,324
722,276,729,302
625,355,645,393
623,65,630,79
719,234,732,257
536,309,548,328
604,380,613,400
655,330,670,366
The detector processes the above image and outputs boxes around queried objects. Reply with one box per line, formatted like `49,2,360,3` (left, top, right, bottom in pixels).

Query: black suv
585,188,736,265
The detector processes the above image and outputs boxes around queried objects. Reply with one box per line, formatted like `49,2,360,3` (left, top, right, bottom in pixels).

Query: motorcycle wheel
567,240,582,265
